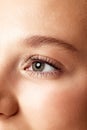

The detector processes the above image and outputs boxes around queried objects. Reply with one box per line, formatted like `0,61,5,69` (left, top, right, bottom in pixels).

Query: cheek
16,80,87,130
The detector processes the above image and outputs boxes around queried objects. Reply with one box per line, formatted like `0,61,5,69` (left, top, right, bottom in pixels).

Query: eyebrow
22,35,78,52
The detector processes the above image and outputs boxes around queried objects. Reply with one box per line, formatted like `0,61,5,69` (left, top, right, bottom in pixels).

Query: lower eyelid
24,69,61,80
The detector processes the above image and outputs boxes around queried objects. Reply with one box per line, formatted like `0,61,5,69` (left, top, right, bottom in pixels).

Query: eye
22,55,64,79
28,61,56,72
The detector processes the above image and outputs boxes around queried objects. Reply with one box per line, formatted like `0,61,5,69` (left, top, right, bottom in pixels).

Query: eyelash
22,54,64,79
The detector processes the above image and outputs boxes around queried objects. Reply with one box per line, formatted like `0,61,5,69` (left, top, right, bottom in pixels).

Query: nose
0,92,18,118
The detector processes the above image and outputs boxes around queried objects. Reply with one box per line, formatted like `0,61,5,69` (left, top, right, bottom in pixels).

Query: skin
0,0,87,130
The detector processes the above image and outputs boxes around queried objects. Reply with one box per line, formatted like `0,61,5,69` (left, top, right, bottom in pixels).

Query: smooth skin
0,0,87,130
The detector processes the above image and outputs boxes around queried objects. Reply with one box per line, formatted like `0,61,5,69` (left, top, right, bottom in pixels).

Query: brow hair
22,35,78,52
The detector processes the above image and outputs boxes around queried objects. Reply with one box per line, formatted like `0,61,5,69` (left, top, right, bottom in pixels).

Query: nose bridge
0,51,9,78
0,62,10,91
0,49,13,85
0,48,15,96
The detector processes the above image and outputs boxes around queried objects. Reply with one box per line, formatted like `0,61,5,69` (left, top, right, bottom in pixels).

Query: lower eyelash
24,68,61,79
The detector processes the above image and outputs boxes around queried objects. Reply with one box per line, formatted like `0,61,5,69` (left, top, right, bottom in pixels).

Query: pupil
35,62,41,68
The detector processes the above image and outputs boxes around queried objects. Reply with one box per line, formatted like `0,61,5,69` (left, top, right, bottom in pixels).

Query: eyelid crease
22,35,78,52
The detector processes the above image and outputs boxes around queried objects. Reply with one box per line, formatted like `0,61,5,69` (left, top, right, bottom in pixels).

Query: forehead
0,0,87,50
1,0,87,14
0,0,87,30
